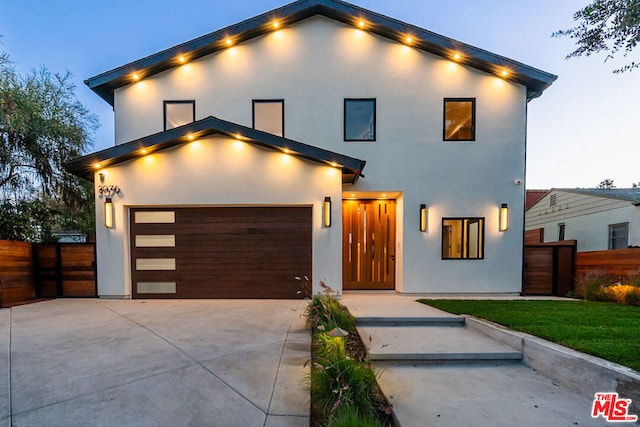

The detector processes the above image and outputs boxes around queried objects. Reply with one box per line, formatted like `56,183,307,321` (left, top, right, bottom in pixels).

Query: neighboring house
525,190,547,210
65,0,556,299
525,188,640,252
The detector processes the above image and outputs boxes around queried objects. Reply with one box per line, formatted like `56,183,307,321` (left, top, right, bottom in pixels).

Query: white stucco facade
92,15,539,297
525,190,640,252
95,135,342,297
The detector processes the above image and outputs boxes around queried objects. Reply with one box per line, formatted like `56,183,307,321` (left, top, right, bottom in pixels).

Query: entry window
164,101,195,130
442,218,484,259
558,223,566,241
443,98,475,141
253,100,284,137
608,223,629,249
344,98,376,141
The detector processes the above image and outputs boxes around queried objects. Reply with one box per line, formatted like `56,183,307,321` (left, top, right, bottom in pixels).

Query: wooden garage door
130,207,311,299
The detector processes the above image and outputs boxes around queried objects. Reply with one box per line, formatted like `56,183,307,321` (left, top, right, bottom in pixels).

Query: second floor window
253,100,284,137
164,100,195,131
344,98,376,141
444,98,475,141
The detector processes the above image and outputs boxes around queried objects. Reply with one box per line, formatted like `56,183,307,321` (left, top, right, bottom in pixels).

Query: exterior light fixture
330,162,338,167
327,327,349,338
225,38,232,46
501,70,509,77
178,56,186,63
453,53,461,61
358,20,365,28
93,163,101,169
104,198,114,229
405,36,413,44
273,21,280,29
140,149,147,155
323,197,332,228
420,204,427,232
132,73,140,81
99,185,121,229
187,134,194,141
499,203,509,232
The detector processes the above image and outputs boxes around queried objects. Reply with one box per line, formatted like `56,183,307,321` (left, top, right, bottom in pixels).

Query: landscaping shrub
305,286,392,426
306,282,355,332
580,273,615,302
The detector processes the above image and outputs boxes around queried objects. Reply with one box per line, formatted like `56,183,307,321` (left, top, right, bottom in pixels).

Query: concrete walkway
342,294,621,427
0,299,310,427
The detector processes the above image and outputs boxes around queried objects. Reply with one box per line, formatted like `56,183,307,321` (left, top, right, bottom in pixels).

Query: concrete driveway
0,299,310,427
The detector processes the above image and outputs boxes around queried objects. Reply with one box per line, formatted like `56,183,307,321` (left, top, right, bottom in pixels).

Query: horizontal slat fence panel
576,248,640,278
0,240,35,306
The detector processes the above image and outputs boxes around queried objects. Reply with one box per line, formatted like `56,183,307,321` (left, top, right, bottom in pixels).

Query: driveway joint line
93,300,268,417
264,302,301,426
10,363,198,418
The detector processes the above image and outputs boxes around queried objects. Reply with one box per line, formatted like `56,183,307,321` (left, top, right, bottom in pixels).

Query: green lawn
418,299,640,372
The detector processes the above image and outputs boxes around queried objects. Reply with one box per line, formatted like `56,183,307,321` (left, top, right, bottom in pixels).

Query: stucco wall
95,135,342,297
111,16,529,294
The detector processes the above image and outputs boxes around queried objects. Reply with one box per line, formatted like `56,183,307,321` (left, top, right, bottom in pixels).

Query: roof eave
64,116,366,183
85,0,557,106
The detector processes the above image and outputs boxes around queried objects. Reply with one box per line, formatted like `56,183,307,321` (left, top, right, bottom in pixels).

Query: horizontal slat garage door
130,207,312,299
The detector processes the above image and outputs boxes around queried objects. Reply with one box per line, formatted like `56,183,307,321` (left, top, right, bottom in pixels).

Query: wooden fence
576,248,640,278
522,241,576,296
0,240,35,306
0,240,96,307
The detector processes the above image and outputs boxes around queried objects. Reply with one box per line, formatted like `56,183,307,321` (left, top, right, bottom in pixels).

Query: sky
1,0,638,189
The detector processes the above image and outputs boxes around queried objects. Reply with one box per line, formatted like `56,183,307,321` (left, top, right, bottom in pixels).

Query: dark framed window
252,100,284,137
608,223,629,249
344,98,376,141
558,223,566,241
164,100,195,131
443,98,475,141
442,217,485,259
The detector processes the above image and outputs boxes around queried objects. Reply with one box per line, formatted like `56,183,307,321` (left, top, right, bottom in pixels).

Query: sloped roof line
63,115,366,184
552,188,640,205
85,0,557,105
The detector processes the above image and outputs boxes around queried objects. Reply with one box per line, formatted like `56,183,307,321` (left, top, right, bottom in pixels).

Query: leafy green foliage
419,299,640,371
554,0,640,73
0,48,97,241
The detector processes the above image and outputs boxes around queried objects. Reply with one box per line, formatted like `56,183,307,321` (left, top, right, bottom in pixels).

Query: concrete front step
357,325,523,363
355,316,465,327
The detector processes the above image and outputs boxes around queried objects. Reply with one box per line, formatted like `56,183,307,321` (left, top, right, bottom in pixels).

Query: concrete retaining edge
465,316,640,417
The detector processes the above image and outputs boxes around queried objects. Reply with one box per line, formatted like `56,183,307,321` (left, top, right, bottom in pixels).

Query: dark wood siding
130,206,312,299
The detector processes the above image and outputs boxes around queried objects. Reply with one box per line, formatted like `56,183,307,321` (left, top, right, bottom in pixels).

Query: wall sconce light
420,204,427,232
499,203,509,232
99,184,120,229
104,197,114,229
323,197,332,228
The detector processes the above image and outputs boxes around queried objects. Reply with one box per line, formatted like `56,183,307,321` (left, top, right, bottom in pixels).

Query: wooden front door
343,200,396,290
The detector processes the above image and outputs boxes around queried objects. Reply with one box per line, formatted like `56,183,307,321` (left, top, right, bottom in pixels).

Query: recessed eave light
178,55,186,64
225,38,233,46
453,53,461,61
93,163,101,169
131,73,140,81
358,20,365,28
405,36,413,44
501,69,509,78
272,21,280,29
187,134,195,141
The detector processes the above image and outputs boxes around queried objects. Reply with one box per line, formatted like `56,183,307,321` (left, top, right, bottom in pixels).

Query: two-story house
65,0,556,299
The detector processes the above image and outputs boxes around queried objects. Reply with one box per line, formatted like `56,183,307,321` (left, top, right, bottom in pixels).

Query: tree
554,0,640,73
597,178,616,188
0,49,98,241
